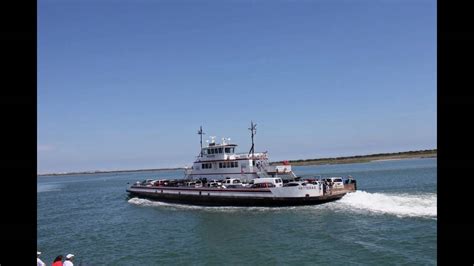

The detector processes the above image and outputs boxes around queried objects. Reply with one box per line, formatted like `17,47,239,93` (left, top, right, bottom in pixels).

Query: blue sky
38,0,436,174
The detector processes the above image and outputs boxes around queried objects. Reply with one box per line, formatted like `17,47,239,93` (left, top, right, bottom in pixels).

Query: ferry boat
127,122,357,206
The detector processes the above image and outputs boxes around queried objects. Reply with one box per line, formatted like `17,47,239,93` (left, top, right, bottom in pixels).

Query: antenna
248,121,257,157
197,126,205,156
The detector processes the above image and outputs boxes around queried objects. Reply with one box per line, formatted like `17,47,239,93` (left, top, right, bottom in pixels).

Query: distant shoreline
270,149,436,166
38,149,436,177
38,167,185,177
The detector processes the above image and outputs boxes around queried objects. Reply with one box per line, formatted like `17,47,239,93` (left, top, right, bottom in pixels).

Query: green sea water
37,158,436,265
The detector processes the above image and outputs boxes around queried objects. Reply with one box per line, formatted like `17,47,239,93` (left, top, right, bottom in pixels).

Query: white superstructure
184,136,296,182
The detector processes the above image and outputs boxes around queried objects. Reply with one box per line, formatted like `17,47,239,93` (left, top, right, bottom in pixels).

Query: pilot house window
219,161,238,168
208,148,223,154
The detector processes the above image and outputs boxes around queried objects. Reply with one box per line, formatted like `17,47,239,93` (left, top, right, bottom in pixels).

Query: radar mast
248,121,257,157
197,126,205,156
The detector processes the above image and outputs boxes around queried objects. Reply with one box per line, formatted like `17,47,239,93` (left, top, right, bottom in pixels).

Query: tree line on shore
271,149,437,165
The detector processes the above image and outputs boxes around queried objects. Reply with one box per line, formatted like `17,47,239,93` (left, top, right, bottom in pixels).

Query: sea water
37,158,436,265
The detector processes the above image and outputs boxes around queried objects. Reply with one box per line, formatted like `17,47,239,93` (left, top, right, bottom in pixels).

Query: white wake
37,184,63,193
128,198,176,207
128,191,437,219
127,197,293,212
336,190,437,218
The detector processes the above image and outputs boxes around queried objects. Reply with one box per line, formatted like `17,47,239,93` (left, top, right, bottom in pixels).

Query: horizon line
38,148,437,176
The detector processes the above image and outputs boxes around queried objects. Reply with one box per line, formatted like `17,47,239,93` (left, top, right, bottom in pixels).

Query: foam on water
335,190,437,218
128,197,174,207
127,197,298,212
37,184,63,193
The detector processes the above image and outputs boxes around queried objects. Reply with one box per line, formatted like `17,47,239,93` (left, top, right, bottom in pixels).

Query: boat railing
233,153,250,159
256,170,271,179
234,153,267,160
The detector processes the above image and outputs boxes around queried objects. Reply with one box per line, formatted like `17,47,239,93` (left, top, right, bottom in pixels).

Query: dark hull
127,189,350,207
